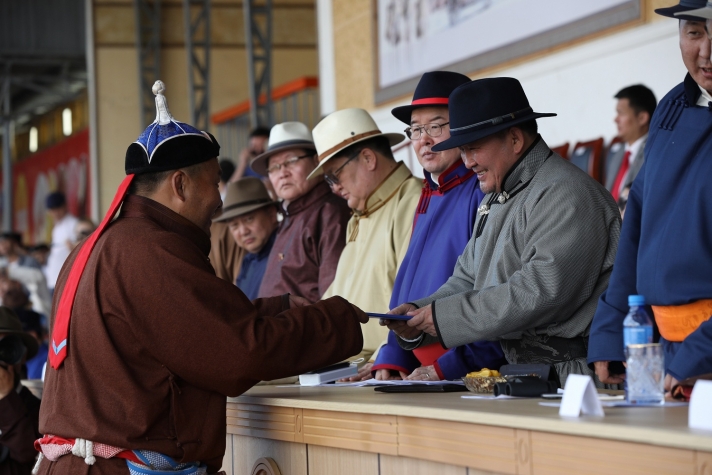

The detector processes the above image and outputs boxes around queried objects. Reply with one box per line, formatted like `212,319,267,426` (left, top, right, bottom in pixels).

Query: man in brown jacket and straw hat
212,177,280,300
0,307,41,475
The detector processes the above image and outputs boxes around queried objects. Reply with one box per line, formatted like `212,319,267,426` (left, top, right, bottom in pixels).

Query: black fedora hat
391,71,471,125
656,0,707,20
432,77,556,152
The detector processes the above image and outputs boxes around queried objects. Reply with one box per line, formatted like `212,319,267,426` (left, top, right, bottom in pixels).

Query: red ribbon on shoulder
49,174,135,369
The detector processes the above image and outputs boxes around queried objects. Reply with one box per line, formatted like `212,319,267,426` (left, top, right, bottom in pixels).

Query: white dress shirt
697,85,712,107
615,133,647,198
45,213,79,289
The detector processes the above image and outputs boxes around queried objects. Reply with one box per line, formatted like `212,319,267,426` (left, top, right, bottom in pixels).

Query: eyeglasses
324,150,360,187
404,122,449,140
266,154,313,175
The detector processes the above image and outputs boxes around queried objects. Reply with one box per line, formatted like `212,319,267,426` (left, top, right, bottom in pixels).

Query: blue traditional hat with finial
125,80,220,175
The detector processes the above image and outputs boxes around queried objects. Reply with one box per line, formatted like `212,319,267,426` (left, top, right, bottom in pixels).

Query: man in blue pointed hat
371,71,506,382
34,81,368,475
383,77,621,387
588,0,712,396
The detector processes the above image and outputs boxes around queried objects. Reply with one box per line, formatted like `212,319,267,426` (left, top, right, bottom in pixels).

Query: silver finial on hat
152,80,174,126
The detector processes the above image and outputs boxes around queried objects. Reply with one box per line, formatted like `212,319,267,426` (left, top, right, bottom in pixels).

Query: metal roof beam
183,0,211,131
244,0,273,127
134,0,161,128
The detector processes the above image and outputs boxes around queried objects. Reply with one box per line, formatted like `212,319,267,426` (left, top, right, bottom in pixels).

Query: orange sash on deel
651,299,712,342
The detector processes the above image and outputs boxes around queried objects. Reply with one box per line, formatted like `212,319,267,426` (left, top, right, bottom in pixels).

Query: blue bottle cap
628,295,646,306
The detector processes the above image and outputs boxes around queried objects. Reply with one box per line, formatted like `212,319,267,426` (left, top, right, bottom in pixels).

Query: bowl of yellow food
462,368,506,393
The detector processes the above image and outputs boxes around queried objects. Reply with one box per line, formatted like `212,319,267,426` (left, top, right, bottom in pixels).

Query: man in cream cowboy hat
311,108,422,378
252,122,351,303
213,177,280,300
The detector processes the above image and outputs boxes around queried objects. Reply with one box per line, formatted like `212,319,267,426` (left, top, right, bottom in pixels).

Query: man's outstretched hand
288,295,311,308
351,304,369,324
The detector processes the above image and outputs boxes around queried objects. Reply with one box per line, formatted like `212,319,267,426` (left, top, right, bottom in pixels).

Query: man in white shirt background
607,84,657,214
44,192,78,295
0,233,52,317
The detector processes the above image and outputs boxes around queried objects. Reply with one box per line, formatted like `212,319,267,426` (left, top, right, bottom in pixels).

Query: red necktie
611,151,631,202
49,174,135,369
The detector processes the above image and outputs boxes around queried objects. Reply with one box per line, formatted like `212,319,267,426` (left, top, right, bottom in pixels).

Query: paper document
281,378,465,388
335,378,464,387
461,394,521,400
539,400,688,408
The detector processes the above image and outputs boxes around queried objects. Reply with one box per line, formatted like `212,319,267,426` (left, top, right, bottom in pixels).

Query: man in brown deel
34,81,367,475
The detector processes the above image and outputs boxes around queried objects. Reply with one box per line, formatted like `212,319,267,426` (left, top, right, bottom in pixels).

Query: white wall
316,0,337,115
370,19,686,177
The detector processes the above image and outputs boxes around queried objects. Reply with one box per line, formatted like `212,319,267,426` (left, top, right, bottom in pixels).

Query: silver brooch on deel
478,204,490,216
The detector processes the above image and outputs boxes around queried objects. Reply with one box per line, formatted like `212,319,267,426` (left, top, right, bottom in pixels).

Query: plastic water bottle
623,295,663,404
623,294,653,354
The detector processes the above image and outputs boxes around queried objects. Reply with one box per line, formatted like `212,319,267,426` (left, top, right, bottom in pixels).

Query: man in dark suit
606,85,657,212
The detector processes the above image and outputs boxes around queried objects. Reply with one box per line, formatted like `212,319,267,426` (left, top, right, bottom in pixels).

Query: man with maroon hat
34,81,367,475
372,71,506,382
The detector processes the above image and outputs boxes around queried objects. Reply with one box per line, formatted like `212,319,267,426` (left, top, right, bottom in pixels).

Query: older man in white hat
252,122,351,303
310,108,422,377
213,177,280,300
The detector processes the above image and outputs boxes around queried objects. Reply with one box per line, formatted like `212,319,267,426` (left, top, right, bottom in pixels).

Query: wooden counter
223,386,712,475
